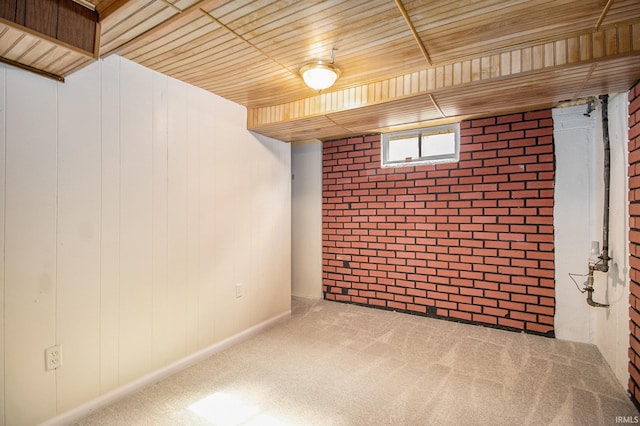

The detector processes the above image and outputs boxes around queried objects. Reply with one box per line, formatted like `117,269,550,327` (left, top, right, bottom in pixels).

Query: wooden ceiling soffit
0,30,94,81
0,0,98,79
249,115,351,143
0,0,98,54
247,20,640,142
327,95,444,133
433,66,592,117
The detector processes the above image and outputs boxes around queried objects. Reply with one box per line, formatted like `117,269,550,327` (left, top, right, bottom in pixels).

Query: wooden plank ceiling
2,0,640,143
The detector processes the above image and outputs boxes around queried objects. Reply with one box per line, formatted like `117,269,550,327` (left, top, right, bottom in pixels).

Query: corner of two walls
628,81,640,406
0,55,291,425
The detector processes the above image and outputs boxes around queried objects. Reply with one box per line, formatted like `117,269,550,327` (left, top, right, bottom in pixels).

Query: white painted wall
292,143,323,299
0,55,291,425
554,103,600,344
554,94,630,388
593,93,630,388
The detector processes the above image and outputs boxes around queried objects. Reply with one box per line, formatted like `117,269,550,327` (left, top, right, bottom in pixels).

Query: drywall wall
0,55,291,425
553,94,630,388
292,143,323,299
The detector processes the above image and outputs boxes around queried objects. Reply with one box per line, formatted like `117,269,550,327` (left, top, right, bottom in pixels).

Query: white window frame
381,123,460,168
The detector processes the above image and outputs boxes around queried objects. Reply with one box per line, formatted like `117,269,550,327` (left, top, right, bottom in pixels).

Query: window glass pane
420,132,456,157
381,123,459,168
388,135,419,162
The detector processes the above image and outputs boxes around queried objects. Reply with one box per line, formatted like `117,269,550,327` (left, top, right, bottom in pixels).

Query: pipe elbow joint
586,288,609,308
586,265,609,308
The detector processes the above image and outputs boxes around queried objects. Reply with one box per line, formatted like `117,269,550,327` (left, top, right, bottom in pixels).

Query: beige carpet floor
76,297,639,425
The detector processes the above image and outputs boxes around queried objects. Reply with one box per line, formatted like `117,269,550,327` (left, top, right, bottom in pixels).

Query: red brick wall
629,81,640,406
322,110,555,336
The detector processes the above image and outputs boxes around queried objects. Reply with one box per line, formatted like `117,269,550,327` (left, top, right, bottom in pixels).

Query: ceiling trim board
0,55,64,81
158,0,183,13
429,94,446,118
595,0,615,30
394,0,432,66
574,63,598,99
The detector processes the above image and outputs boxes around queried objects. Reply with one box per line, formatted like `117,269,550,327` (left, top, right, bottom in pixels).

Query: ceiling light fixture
300,48,341,91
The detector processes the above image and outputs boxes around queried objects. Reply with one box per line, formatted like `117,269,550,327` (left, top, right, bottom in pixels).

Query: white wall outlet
45,345,62,371
236,283,244,298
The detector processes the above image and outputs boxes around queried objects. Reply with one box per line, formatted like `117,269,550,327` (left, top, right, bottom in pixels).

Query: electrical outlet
236,283,244,298
45,345,62,371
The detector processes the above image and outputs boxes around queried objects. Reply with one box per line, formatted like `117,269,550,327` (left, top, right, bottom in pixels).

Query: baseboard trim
40,310,291,426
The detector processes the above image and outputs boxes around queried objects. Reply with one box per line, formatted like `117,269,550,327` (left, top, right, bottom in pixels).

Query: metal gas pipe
586,94,611,308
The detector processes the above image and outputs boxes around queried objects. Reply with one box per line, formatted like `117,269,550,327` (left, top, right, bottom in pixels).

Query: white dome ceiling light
300,48,341,91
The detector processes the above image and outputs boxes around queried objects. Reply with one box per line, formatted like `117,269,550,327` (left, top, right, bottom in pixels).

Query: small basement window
381,123,460,168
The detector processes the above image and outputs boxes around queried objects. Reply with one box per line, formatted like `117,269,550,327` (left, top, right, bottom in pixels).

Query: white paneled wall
0,55,291,425
57,51,102,414
5,65,58,426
